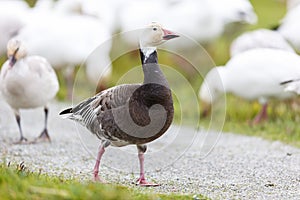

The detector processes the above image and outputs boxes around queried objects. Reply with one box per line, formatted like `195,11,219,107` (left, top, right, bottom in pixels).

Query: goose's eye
153,27,157,31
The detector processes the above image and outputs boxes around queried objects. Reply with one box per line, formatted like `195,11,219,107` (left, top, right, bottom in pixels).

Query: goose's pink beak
162,28,179,40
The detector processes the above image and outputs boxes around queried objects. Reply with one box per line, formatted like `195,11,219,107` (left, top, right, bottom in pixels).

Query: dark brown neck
139,48,158,64
139,48,169,87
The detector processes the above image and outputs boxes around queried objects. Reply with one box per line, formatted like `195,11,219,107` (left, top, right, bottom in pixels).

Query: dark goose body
60,49,174,146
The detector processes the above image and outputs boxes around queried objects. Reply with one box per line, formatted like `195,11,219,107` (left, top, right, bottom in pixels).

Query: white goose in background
0,0,30,56
199,48,300,124
33,0,55,11
59,23,179,186
230,29,295,57
278,4,300,52
210,0,257,26
286,0,300,10
0,39,59,143
119,0,257,48
52,0,119,33
281,79,300,94
34,0,121,33
14,9,112,98
52,0,83,14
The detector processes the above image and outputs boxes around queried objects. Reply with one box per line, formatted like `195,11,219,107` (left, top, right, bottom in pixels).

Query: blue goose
59,23,179,186
0,39,59,143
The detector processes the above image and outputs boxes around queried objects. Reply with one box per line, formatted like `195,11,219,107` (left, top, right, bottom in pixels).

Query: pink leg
136,146,159,187
93,144,105,182
252,103,268,124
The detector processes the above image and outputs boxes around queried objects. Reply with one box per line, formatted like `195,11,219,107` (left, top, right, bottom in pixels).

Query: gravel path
0,99,300,199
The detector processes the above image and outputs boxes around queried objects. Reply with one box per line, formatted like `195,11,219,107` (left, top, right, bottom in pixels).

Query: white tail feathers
281,79,300,94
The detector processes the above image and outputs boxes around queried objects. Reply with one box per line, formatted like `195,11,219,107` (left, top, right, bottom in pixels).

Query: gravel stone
0,99,300,199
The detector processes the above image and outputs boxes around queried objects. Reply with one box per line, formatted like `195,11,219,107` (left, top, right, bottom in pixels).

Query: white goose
14,12,112,98
60,23,179,186
0,0,30,55
0,39,59,143
278,5,300,52
287,0,300,10
52,0,118,33
230,29,295,57
199,48,300,123
281,79,300,94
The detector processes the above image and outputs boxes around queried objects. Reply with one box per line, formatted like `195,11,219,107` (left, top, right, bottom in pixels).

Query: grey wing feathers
60,84,141,131
91,84,141,109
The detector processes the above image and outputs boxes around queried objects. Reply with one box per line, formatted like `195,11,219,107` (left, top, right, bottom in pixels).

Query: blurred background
1,0,299,145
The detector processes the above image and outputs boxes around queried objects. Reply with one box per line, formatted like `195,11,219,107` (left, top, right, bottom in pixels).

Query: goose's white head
7,39,27,67
139,22,179,48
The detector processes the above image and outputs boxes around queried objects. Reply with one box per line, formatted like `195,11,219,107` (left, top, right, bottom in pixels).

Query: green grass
0,162,206,200
250,0,286,29
201,95,300,148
